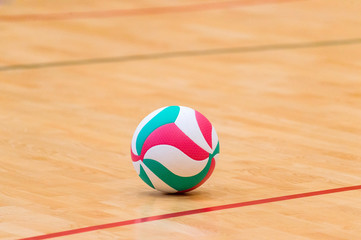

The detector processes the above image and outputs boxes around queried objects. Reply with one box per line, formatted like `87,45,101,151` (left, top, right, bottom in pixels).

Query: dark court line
19,185,361,240
2,38,361,72
0,0,299,21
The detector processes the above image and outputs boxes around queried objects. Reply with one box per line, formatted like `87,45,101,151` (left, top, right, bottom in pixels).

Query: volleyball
131,106,220,193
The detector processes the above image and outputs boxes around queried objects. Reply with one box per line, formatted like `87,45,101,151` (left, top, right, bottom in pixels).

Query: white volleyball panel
211,126,219,151
213,153,220,162
140,162,178,193
132,161,141,175
175,106,212,153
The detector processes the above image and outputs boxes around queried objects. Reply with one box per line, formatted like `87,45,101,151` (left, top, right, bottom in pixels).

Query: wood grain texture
1,0,361,239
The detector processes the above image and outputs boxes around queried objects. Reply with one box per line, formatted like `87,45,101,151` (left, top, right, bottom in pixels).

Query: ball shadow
139,189,210,199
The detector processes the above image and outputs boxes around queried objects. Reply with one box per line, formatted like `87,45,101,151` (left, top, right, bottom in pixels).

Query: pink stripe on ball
195,111,213,149
141,123,209,161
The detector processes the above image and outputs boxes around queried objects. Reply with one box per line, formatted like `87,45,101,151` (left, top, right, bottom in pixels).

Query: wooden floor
1,0,361,239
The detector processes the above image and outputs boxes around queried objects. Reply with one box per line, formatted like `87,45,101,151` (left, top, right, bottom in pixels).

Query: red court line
0,0,301,21
20,185,361,240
